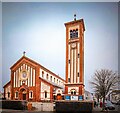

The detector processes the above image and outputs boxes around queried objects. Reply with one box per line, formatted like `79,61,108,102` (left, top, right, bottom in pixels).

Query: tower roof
64,18,85,31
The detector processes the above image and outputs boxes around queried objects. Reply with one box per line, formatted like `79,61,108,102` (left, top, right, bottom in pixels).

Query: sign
65,95,70,100
71,96,78,100
79,95,83,100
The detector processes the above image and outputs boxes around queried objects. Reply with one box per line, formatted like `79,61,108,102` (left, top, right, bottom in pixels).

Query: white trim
33,69,35,86
31,68,33,86
74,49,76,83
14,72,15,87
28,66,30,87
71,49,73,83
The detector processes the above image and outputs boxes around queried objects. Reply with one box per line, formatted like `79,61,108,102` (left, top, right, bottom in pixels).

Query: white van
105,100,115,110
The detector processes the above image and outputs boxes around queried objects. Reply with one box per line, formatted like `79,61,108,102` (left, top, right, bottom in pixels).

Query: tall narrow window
45,91,47,98
73,30,76,38
74,91,76,95
70,30,73,38
69,60,70,64
15,91,18,98
50,76,52,81
46,74,49,79
29,91,33,99
68,78,70,82
71,91,73,95
78,53,80,58
54,78,55,82
78,72,79,77
42,71,44,78
8,92,10,98
75,29,78,37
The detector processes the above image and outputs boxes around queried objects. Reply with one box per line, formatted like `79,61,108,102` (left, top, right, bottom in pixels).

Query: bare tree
95,92,101,103
90,69,119,110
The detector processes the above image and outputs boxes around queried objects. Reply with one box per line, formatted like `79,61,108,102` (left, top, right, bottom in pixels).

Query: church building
3,53,65,101
3,16,85,102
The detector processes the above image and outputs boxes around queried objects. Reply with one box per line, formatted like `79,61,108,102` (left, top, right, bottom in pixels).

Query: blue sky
2,2,118,92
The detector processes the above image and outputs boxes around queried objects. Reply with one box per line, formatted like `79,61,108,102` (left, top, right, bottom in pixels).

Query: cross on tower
23,51,26,56
74,14,76,21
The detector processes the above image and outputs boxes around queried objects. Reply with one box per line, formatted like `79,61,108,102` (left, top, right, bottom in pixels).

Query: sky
2,2,118,92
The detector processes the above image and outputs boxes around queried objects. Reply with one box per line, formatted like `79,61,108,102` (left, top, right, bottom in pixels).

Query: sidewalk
1,109,55,113
92,107,119,113
93,106,102,111
0,109,24,113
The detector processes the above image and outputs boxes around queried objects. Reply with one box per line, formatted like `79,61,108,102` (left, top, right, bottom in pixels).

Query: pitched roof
10,56,40,70
39,77,64,89
10,55,65,82
3,81,11,88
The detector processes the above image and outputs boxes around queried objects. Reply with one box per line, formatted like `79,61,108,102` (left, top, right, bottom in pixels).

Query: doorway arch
56,93,62,100
19,88,28,100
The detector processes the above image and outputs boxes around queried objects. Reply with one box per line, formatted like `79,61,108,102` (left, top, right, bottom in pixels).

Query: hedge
55,101,93,113
1,100,28,110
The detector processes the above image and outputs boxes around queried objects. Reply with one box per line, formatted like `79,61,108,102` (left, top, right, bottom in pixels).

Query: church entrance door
19,88,28,100
23,94,26,100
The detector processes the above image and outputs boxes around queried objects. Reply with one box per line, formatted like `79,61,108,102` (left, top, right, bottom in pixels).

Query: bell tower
64,15,85,100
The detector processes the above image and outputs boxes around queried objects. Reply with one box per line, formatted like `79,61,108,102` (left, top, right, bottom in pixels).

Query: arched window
68,78,70,82
71,89,76,95
45,91,47,98
71,91,73,95
15,91,18,98
75,29,78,37
73,30,76,38
29,91,33,99
70,29,78,39
8,92,10,98
42,71,44,78
50,76,52,81
70,30,73,38
46,74,49,79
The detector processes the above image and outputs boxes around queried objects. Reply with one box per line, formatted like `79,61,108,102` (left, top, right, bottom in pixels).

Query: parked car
105,100,115,110
111,100,120,105
116,100,120,105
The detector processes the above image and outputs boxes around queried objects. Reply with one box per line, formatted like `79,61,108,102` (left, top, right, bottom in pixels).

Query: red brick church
3,54,65,101
3,16,85,102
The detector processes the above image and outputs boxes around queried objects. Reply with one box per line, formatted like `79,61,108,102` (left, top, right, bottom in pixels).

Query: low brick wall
31,102,54,111
55,100,93,113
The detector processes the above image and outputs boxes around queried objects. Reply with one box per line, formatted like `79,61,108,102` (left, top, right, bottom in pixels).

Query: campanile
64,15,85,100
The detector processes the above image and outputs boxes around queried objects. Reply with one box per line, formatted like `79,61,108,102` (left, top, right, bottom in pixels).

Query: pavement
92,106,119,113
0,109,55,113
